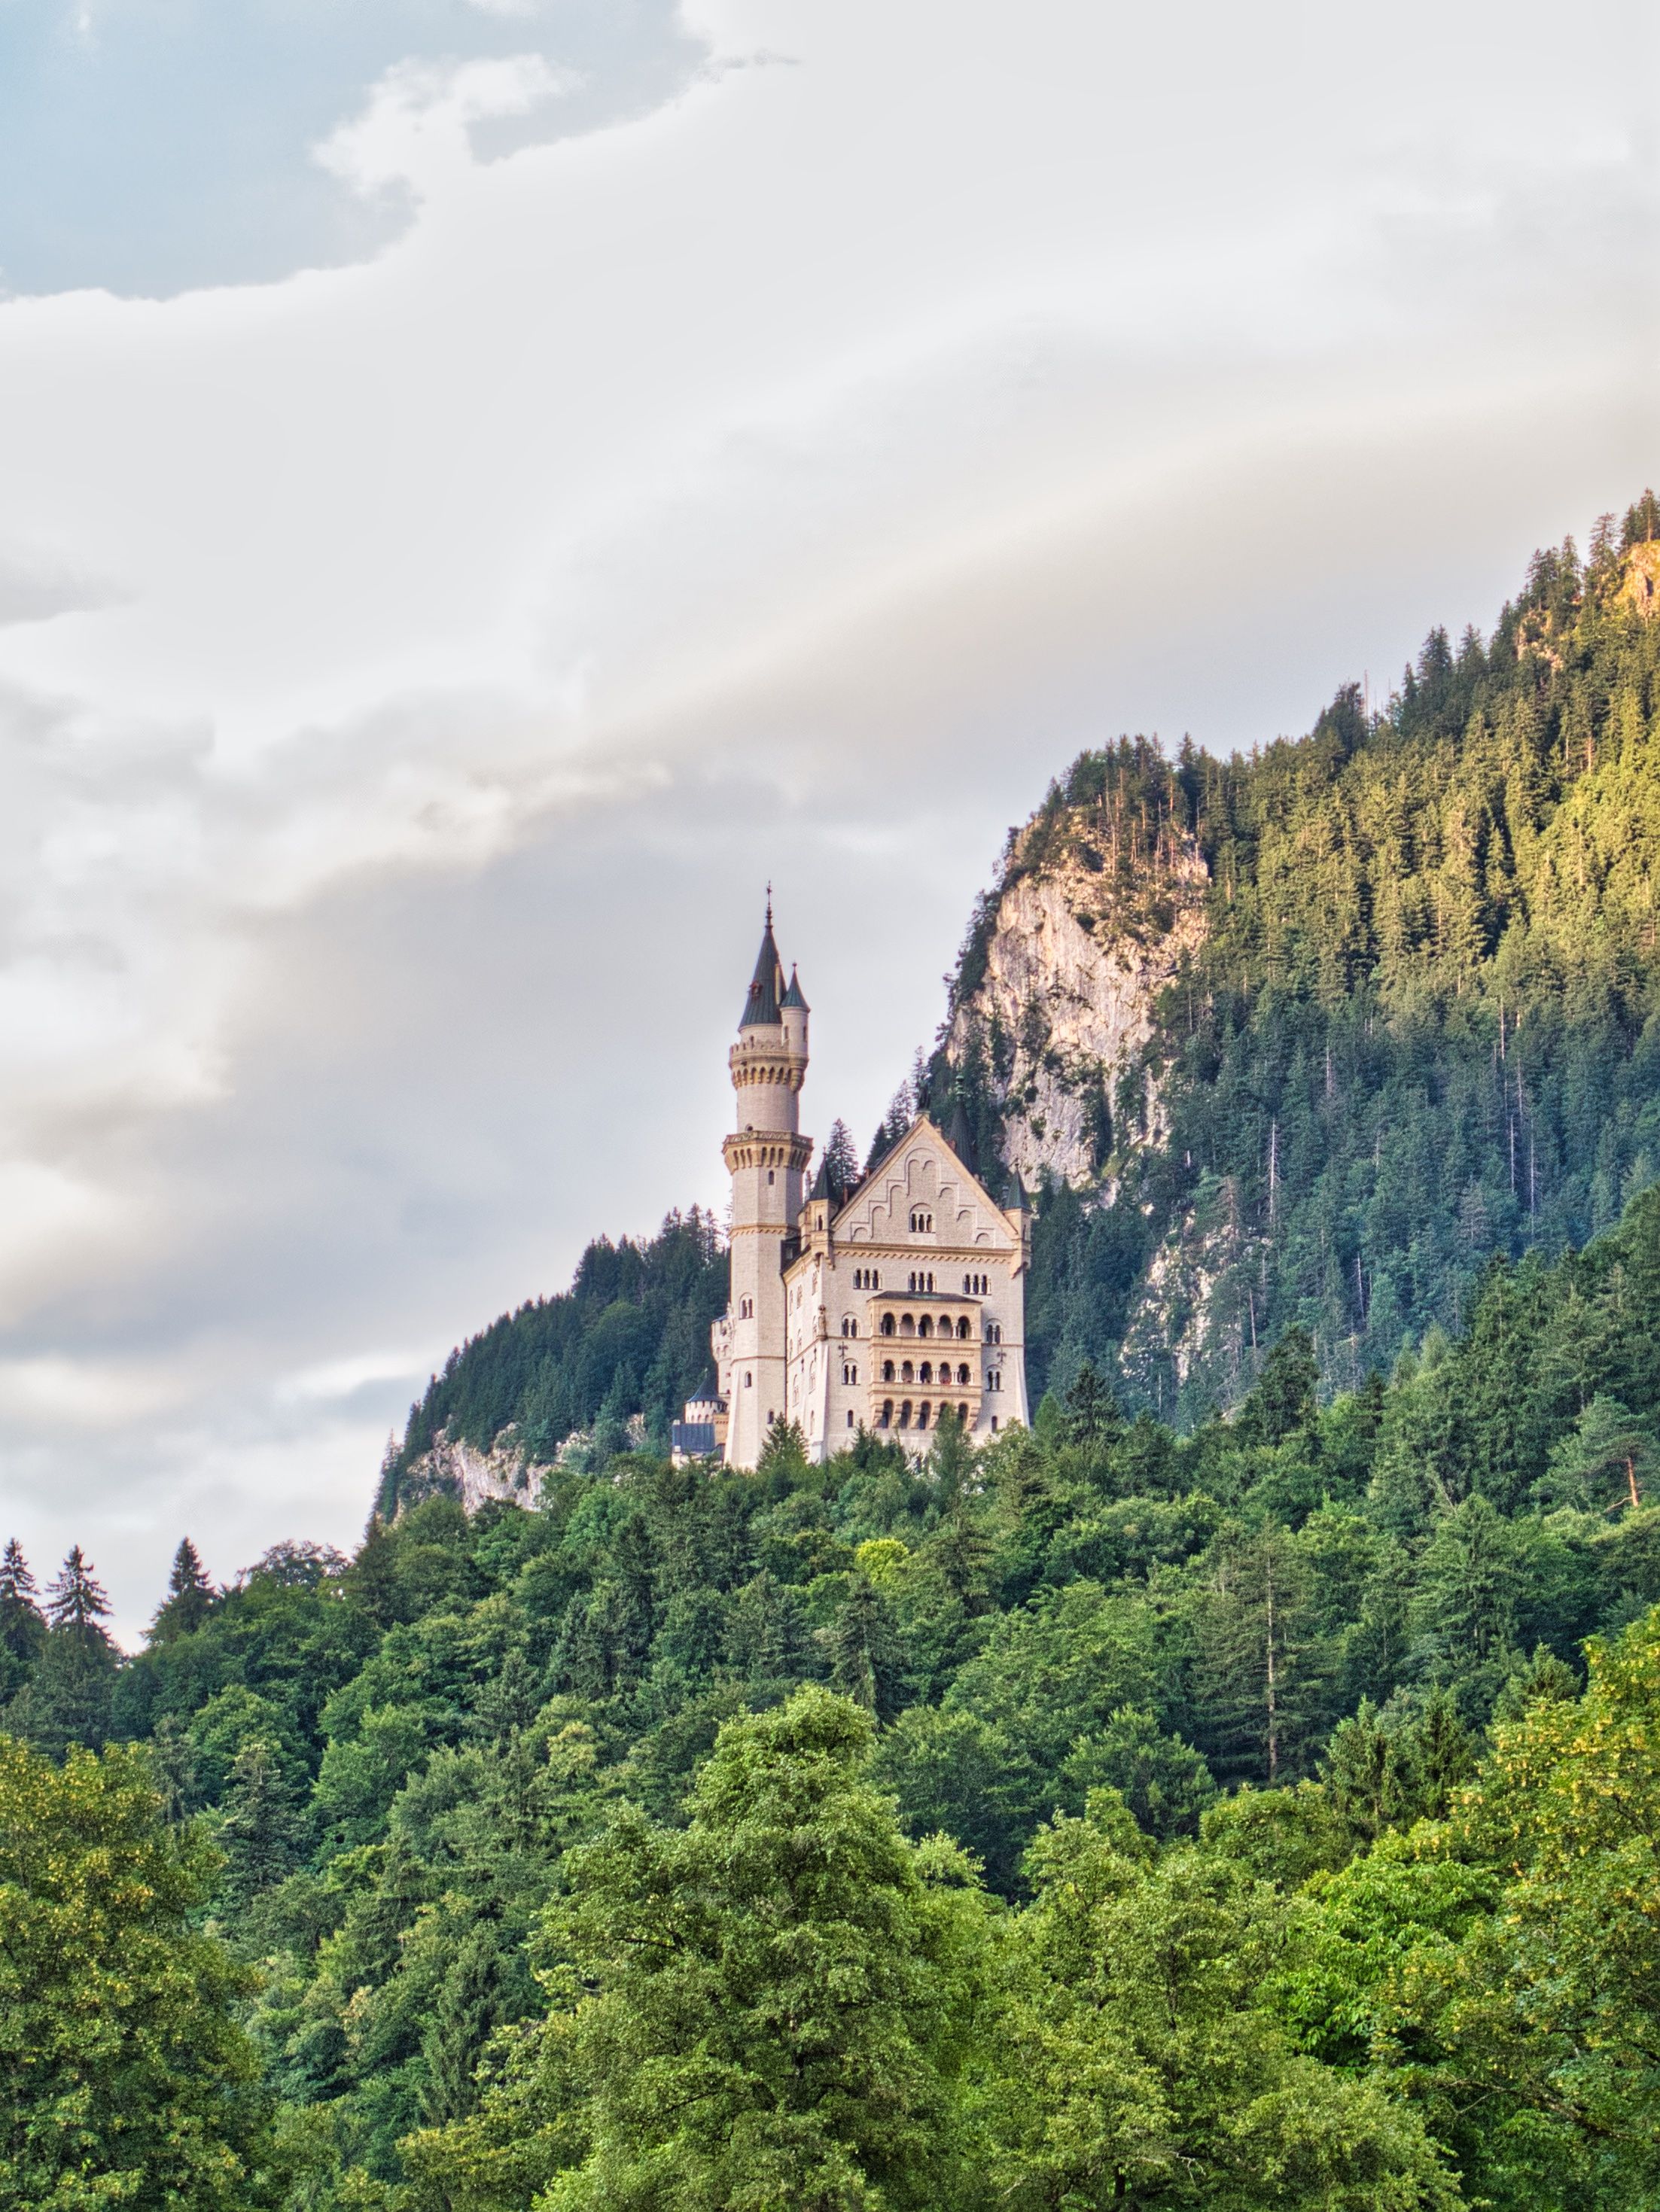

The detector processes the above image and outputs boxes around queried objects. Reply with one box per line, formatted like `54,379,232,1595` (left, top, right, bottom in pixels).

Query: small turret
781,963,809,1060
739,900,785,1031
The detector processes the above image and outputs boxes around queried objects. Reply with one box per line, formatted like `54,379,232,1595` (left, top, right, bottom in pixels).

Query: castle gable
835,1118,1016,1252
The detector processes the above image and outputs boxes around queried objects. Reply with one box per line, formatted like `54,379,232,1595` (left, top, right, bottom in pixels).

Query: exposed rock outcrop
946,814,1209,1187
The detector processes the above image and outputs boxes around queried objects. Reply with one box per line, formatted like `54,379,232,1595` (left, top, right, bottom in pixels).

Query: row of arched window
963,1271,989,1295
880,1359,972,1386
906,1270,936,1292
879,1311,972,1340
852,1267,881,1289
876,1400,969,1432
909,1209,934,1233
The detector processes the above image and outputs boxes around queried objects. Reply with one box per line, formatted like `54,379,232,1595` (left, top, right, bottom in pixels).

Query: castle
675,904,1030,1468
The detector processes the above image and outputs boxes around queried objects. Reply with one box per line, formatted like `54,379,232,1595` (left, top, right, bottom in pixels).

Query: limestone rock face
947,823,1210,1188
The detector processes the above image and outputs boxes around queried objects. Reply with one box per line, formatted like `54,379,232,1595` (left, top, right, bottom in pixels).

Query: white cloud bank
0,0,1654,1633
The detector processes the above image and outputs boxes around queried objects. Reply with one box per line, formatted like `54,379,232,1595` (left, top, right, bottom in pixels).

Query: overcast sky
0,0,1655,1637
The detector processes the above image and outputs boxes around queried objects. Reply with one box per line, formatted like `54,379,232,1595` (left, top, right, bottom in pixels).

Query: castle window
991,1415,999,1432
916,1402,930,1429
898,1400,912,1428
957,1316,971,1339
745,1371,754,1387
767,1170,775,1185
918,1316,933,1339
900,1361,914,1383
882,1360,894,1383
958,1401,969,1422
847,1410,855,1427
900,1313,915,1336
880,1400,893,1429
958,1362,970,1385
910,1209,933,1233
881,1313,896,1337
985,1321,1001,1344
740,1297,754,1319
919,1361,932,1384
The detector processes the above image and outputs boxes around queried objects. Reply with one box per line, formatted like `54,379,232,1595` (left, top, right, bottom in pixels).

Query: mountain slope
937,500,1660,1418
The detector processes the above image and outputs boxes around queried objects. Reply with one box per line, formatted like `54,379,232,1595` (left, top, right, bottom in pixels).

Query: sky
0,0,1655,1639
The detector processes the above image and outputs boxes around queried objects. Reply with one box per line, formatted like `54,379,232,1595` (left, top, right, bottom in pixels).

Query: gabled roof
826,1115,1019,1251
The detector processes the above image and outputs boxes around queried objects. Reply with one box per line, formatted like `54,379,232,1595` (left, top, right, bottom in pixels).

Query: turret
720,896,812,1468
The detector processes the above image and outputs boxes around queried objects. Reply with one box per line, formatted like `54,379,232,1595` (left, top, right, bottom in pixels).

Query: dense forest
7,1176,1660,2207
940,496,1660,1422
8,502,1660,2211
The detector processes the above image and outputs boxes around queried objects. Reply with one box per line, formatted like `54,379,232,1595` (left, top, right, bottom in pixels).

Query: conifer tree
149,1536,215,1642
46,1543,111,1634
0,1536,45,1697
420,1921,507,2125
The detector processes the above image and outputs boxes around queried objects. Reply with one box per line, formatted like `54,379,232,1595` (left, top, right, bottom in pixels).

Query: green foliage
0,1733,285,2208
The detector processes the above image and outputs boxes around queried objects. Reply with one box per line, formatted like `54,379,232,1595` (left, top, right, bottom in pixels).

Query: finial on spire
765,882,773,929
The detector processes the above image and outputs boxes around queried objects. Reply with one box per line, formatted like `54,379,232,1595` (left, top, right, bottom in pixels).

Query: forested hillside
939,496,1660,1419
6,1182,1660,2207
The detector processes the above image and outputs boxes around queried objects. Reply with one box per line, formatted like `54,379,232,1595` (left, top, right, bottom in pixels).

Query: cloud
0,0,1654,1635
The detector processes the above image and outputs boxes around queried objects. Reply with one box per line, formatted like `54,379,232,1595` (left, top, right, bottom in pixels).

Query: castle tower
721,901,812,1467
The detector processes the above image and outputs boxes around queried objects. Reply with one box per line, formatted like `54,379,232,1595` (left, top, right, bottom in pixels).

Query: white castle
675,902,1031,1468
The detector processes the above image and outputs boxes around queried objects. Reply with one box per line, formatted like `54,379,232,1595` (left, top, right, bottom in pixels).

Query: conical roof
781,965,810,1012
738,903,784,1030
1004,1168,1030,1213
810,1155,833,1202
946,1099,977,1173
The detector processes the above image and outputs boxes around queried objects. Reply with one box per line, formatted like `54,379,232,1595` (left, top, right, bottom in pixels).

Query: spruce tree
46,1544,111,1633
150,1537,214,1642
420,1920,507,2125
0,1536,45,1698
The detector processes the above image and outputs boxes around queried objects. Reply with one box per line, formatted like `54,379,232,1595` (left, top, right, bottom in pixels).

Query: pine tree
215,1736,304,1914
822,1117,860,1198
420,1921,507,2125
46,1545,111,1635
149,1538,214,1643
823,1574,908,1722
0,1537,45,1696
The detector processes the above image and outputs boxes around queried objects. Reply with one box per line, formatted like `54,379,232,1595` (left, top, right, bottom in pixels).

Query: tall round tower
721,901,812,1468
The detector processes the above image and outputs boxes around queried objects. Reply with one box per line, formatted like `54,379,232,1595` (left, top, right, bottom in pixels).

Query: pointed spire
1004,1167,1030,1214
946,1098,976,1173
738,898,784,1030
781,964,809,1012
810,1155,833,1202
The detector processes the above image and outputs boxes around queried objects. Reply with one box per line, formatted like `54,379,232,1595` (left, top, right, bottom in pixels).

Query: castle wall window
745,1371,754,1387
985,1320,1002,1343
767,1170,775,1184
740,1297,754,1319
898,1400,912,1427
919,1361,932,1383
847,1410,855,1427
918,1316,933,1339
957,1362,970,1385
900,1314,915,1335
881,1314,896,1337
958,1401,969,1422
900,1361,914,1383
880,1400,893,1428
909,1209,933,1232
956,1316,972,1339
916,1402,931,1429
842,1363,858,1384
961,1272,990,1295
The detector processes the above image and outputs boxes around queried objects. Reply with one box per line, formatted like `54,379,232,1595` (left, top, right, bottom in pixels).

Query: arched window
985,1320,1001,1343
745,1371,753,1387
767,1170,775,1185
916,1402,930,1429
918,1361,932,1384
918,1316,933,1339
900,1361,914,1384
881,1313,896,1337
740,1296,754,1319
957,1316,971,1339
880,1400,893,1429
882,1359,895,1383
909,1209,933,1233
898,1400,912,1429
957,1362,970,1385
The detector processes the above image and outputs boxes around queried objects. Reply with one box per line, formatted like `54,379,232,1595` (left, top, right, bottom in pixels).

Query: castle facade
683,905,1030,1469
